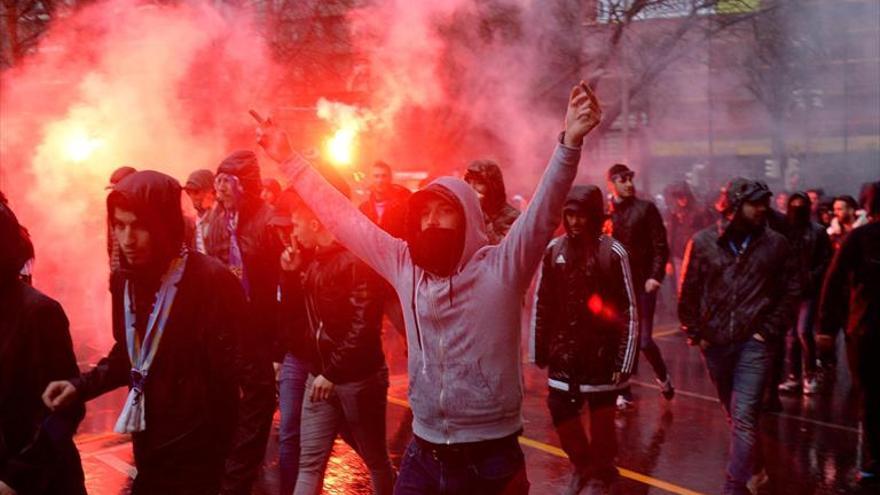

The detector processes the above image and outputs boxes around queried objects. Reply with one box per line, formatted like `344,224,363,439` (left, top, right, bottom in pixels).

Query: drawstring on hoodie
411,266,428,374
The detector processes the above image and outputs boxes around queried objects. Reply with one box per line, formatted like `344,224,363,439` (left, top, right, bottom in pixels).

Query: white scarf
114,254,188,433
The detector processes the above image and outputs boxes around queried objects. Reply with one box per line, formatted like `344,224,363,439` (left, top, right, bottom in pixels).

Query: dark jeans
278,353,310,495
702,337,770,495
848,332,880,476
294,368,393,495
393,434,529,495
547,389,618,482
636,290,669,381
787,298,818,379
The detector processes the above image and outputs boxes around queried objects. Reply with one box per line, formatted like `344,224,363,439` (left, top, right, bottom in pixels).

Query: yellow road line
654,328,680,338
387,395,707,495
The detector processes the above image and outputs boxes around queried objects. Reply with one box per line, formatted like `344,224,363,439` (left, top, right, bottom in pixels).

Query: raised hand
563,81,602,147
255,116,293,164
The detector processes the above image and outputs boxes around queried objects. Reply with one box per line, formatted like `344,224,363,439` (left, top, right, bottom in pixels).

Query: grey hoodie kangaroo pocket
446,361,498,417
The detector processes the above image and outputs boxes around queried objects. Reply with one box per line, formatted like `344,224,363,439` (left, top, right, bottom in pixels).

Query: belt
414,431,521,462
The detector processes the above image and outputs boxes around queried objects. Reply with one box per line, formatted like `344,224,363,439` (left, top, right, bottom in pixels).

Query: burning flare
316,98,375,168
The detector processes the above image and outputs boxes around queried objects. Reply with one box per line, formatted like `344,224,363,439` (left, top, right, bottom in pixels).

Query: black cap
723,178,772,214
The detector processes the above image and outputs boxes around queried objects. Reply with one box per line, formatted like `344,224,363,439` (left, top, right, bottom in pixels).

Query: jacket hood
859,181,880,217
788,191,811,208
464,160,508,214
217,150,262,199
563,185,605,237
406,177,488,274
665,180,695,207
107,170,185,268
0,200,33,281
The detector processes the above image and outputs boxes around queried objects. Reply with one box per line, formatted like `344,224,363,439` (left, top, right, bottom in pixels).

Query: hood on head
787,191,812,225
0,199,34,280
107,170,184,269
406,177,488,274
787,191,811,209
217,150,262,199
563,185,605,237
859,181,880,217
464,159,508,213
665,180,695,206
723,178,771,215
107,166,137,189
184,169,214,192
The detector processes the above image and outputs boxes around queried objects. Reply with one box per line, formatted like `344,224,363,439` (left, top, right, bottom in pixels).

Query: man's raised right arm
256,122,406,283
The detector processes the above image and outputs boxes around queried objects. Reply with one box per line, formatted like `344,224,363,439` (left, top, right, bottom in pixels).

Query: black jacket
359,184,412,239
607,196,669,287
77,171,275,495
291,243,386,384
664,181,714,260
535,235,638,391
679,221,801,345
786,220,833,299
205,152,283,363
819,222,880,339
0,280,86,495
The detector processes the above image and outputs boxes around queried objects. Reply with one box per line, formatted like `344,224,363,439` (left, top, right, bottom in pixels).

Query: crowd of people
1,83,878,495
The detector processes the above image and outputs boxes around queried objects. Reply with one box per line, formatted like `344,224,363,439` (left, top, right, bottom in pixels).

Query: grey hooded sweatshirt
280,142,581,444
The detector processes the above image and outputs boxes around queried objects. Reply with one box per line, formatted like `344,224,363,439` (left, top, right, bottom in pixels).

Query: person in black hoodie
464,159,521,245
818,181,880,487
283,190,393,495
42,171,275,495
0,196,85,495
773,192,832,397
679,178,800,495
605,164,673,407
534,185,638,495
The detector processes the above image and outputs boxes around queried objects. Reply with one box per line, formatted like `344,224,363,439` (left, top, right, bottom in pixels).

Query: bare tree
0,0,59,67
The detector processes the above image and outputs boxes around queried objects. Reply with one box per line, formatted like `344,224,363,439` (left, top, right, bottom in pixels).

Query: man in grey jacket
257,82,601,494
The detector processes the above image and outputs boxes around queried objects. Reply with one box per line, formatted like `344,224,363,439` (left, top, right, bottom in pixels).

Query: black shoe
764,395,783,413
656,375,675,400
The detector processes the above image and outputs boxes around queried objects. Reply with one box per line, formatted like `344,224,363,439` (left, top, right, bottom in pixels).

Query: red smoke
1,0,580,359
0,0,281,357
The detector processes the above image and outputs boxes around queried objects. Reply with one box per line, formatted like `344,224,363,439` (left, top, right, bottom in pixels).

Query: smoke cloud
1,0,281,356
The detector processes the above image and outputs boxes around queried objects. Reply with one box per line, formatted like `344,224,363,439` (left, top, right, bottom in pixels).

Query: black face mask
787,204,811,226
410,227,463,277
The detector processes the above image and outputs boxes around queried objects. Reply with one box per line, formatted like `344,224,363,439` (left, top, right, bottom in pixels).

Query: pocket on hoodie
445,361,496,416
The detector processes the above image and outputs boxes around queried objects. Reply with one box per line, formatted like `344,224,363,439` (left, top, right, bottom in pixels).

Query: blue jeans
394,435,529,495
788,298,818,378
702,337,770,495
278,353,310,495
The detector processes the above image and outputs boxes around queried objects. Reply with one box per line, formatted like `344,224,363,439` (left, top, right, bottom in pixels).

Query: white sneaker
777,378,801,394
615,394,634,411
747,469,769,494
803,376,819,395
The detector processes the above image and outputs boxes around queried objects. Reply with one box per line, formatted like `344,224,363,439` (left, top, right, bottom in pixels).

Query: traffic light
764,159,781,179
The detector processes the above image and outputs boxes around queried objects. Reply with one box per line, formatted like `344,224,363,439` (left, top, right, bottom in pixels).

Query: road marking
387,395,707,495
630,380,859,433
74,432,126,445
95,453,137,479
